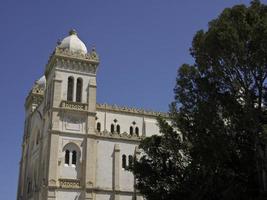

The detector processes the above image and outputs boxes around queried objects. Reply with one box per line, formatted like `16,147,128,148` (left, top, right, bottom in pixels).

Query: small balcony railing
61,100,88,111
59,178,80,188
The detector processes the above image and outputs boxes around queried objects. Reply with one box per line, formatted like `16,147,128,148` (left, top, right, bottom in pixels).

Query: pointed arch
97,122,101,132
116,124,120,134
122,154,127,169
67,76,74,101
111,124,115,133
135,127,139,136
130,126,133,135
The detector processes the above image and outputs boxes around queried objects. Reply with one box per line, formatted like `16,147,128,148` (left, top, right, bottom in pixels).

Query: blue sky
0,0,264,199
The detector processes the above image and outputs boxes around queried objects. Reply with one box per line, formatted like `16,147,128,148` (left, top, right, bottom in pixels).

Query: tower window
130,126,133,136
116,125,120,134
76,78,83,102
97,122,101,132
72,151,77,165
67,77,74,101
111,124,115,133
128,155,133,168
65,150,70,164
135,127,139,136
122,154,127,169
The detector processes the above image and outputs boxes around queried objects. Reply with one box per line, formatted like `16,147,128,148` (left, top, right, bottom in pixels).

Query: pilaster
113,144,120,200
48,133,59,187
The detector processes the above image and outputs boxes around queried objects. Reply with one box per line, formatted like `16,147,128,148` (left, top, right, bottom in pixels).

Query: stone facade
17,30,166,200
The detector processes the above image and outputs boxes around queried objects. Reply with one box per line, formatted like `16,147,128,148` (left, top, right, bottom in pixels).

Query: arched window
111,124,115,133
27,181,31,194
128,155,133,168
116,125,120,133
122,154,127,169
67,77,74,101
76,78,83,102
97,122,101,132
36,131,40,145
135,127,139,136
130,126,133,135
65,150,70,164
72,151,77,165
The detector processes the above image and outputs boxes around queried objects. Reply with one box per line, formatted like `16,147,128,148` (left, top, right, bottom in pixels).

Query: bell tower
43,29,100,199
44,30,99,200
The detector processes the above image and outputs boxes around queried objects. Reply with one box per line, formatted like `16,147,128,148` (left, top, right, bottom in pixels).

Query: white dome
58,29,87,54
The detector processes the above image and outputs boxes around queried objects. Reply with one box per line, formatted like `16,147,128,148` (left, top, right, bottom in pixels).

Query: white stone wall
56,190,81,200
96,110,160,137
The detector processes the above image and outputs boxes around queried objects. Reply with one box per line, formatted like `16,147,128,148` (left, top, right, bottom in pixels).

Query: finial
57,39,61,45
92,45,96,51
69,29,77,36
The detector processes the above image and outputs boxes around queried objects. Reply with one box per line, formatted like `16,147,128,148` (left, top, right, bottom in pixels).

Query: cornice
50,129,142,142
45,47,100,77
96,103,168,118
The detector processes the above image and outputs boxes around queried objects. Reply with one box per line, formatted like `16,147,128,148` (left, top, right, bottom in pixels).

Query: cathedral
17,30,166,200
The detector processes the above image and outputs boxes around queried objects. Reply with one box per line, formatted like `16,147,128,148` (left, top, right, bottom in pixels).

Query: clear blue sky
0,0,264,199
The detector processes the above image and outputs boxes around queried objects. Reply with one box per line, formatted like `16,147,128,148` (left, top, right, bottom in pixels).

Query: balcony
59,178,80,188
61,100,88,111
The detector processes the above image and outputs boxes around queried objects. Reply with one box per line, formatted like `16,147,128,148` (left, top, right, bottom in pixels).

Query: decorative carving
49,179,57,186
96,130,142,141
96,103,168,117
61,100,88,111
59,179,80,188
45,47,100,77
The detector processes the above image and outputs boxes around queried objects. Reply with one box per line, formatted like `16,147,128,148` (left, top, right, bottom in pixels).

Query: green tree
131,1,267,199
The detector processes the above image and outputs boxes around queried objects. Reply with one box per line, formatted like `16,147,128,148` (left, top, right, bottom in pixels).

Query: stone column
47,75,62,188
113,144,120,200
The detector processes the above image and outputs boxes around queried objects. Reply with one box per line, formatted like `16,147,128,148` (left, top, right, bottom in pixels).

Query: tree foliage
131,1,267,199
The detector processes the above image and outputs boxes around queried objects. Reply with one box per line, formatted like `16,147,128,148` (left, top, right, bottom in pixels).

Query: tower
17,29,100,200
17,30,163,200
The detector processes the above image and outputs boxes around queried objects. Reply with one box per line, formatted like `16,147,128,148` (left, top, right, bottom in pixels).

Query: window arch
97,122,101,132
76,78,83,102
116,125,120,134
111,124,115,133
130,126,133,136
65,150,70,164
135,127,139,136
63,143,80,167
122,154,127,169
72,151,77,165
128,155,133,168
67,77,74,101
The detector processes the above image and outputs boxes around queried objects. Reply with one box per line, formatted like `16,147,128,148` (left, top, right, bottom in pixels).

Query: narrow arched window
72,151,77,165
122,154,127,169
135,127,139,136
27,181,31,194
130,126,133,135
36,132,40,145
128,155,133,168
76,78,83,102
65,150,70,164
67,77,74,101
97,122,101,132
116,125,120,133
111,124,115,133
